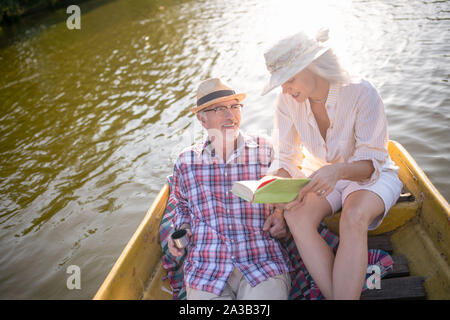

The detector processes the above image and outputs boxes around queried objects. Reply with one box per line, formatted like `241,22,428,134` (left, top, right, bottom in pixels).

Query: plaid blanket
159,175,187,300
159,176,393,300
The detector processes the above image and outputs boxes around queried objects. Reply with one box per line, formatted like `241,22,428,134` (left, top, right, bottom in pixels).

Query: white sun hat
261,28,330,96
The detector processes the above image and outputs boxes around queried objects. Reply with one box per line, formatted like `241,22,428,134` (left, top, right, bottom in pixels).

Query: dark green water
0,0,448,299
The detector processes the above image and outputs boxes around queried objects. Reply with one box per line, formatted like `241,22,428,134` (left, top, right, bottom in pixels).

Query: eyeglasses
202,104,243,115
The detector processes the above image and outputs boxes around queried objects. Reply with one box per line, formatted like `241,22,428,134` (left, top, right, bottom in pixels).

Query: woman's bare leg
332,190,385,299
284,193,334,299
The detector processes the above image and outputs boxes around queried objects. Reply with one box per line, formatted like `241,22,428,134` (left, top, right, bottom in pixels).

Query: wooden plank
368,235,393,253
384,255,409,279
360,276,425,300
142,261,172,300
93,185,170,300
397,192,415,203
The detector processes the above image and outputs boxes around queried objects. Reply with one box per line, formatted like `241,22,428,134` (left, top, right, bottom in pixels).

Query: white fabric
268,79,399,186
262,29,330,96
325,170,402,230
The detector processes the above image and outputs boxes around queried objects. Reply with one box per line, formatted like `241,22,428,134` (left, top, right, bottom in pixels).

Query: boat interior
94,141,450,300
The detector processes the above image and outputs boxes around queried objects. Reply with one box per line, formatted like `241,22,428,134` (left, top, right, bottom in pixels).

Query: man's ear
196,112,207,128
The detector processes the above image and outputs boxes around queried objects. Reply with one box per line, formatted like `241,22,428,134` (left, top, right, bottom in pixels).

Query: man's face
197,98,242,143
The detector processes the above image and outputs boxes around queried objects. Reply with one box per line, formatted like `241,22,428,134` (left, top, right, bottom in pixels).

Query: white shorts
325,170,403,230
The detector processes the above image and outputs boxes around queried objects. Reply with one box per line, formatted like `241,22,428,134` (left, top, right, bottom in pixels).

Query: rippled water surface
0,0,448,299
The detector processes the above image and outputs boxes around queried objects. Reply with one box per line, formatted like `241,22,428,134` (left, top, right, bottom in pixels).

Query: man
167,78,291,300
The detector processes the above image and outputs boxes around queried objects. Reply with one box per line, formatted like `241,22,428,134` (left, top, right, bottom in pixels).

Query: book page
234,180,261,193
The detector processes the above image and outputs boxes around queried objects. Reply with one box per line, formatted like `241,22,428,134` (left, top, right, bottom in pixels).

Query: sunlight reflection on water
0,0,448,298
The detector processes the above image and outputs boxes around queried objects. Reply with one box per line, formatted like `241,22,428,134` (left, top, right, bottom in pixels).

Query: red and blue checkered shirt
171,132,291,296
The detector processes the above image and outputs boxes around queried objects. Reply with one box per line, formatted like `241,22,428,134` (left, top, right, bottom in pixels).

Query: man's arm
171,161,192,230
167,160,193,257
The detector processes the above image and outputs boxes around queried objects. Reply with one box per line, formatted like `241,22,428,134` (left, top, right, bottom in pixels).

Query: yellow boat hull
93,141,450,300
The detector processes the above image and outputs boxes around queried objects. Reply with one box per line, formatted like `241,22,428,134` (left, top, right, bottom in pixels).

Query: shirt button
229,225,232,230
231,256,235,260
224,172,227,177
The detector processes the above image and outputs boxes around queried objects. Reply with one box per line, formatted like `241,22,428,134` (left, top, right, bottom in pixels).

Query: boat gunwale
93,184,170,300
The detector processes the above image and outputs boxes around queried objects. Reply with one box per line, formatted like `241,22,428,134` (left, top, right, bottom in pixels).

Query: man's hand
263,207,287,239
168,227,192,257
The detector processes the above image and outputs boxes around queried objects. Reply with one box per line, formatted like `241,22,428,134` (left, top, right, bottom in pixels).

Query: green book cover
231,176,311,203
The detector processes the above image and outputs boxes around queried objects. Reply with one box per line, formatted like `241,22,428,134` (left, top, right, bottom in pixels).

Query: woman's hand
285,164,342,210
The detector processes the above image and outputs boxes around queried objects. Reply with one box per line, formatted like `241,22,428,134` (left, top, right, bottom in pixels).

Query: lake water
0,0,448,299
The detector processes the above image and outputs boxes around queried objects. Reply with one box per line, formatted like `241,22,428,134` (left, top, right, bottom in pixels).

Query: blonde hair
307,48,353,85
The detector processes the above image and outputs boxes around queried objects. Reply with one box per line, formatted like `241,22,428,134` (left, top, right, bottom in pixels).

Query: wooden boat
93,140,450,300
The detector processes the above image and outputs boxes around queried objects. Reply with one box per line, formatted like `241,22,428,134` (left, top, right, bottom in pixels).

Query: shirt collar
305,82,340,120
201,130,258,162
326,82,339,110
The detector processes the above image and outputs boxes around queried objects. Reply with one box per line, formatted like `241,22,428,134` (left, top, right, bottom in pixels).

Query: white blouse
268,79,398,185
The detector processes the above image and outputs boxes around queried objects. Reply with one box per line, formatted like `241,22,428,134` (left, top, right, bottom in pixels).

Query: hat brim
190,93,246,113
261,46,329,96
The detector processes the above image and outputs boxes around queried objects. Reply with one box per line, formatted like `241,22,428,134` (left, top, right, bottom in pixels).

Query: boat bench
361,192,426,300
361,234,426,300
358,192,425,299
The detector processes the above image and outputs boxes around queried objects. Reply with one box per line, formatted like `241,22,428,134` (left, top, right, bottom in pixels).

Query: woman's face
281,68,316,103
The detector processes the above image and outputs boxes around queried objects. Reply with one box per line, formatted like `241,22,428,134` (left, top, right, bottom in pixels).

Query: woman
261,29,402,299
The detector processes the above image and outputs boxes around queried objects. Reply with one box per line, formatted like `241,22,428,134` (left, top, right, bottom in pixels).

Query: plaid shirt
171,131,291,296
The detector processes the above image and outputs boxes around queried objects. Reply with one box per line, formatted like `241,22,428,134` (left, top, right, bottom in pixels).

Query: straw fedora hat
261,29,330,96
190,78,246,113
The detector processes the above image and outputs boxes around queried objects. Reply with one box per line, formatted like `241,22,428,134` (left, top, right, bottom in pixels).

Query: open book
231,175,311,203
